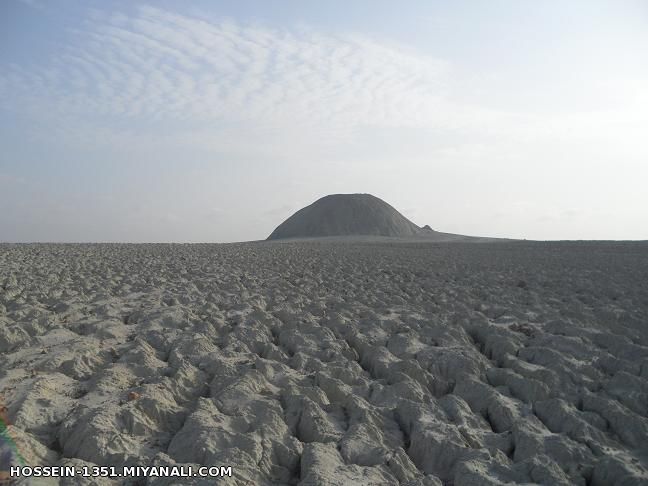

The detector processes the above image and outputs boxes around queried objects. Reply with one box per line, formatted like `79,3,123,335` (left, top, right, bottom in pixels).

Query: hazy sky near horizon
1,0,647,242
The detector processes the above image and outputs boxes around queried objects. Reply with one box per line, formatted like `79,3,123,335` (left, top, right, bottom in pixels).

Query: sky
1,0,647,242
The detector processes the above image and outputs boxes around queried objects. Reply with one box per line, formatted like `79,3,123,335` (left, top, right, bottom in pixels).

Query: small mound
267,194,421,240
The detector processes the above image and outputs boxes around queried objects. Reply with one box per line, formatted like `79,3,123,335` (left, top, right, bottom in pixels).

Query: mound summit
267,193,430,240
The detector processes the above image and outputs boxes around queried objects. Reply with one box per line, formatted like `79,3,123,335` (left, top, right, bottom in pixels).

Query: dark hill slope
267,194,422,240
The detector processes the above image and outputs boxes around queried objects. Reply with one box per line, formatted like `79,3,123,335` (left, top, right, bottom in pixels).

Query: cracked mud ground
1,241,648,485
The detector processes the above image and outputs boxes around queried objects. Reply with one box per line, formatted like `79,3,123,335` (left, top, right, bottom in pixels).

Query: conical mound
267,194,422,240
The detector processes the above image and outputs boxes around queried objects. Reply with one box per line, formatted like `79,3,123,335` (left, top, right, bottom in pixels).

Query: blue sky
1,0,647,242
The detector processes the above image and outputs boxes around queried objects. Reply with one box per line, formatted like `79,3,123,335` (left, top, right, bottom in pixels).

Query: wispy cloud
3,4,645,161
16,0,47,11
0,5,456,150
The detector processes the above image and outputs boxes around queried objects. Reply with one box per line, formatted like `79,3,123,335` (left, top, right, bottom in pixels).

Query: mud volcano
267,194,424,240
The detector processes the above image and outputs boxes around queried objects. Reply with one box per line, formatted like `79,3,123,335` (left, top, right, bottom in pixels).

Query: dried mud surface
1,241,648,485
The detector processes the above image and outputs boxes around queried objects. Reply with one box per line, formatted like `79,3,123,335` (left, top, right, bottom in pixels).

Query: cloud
0,5,454,150
3,4,645,164
16,0,47,11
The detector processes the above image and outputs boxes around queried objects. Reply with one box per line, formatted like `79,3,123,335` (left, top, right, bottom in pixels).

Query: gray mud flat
1,241,648,485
